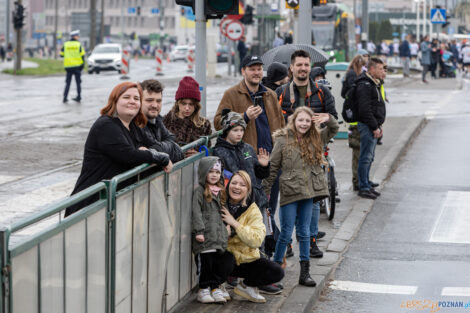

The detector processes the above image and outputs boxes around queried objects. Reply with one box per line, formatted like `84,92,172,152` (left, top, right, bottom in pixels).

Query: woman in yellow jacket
221,171,284,303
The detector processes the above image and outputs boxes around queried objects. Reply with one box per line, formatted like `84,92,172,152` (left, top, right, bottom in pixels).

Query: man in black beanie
262,62,289,92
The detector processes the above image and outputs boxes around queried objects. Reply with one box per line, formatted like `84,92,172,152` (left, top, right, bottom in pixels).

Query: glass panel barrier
40,232,64,313
65,221,86,313
87,208,106,313
12,246,38,313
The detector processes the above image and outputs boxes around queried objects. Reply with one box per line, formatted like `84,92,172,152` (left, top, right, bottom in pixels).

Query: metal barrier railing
0,131,221,313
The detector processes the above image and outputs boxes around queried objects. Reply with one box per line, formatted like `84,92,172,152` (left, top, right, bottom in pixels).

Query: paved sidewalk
0,59,38,71
172,115,426,313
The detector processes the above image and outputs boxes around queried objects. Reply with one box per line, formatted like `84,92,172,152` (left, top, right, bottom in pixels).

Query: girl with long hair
163,76,212,157
263,107,338,287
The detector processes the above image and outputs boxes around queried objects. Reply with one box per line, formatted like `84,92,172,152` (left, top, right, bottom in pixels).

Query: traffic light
175,0,238,19
137,6,141,16
12,2,25,30
239,5,253,25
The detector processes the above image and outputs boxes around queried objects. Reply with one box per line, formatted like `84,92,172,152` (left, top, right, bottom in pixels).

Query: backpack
341,83,358,123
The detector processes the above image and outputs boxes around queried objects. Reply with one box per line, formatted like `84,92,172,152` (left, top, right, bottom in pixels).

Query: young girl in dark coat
192,156,235,304
65,82,171,217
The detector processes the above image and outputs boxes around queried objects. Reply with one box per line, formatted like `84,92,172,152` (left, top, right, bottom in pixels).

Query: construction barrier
0,132,221,313
187,49,195,73
120,50,130,79
156,49,164,76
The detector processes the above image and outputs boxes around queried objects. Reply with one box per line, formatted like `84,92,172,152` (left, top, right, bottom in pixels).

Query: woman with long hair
65,82,171,216
263,107,338,287
163,76,212,157
221,171,284,303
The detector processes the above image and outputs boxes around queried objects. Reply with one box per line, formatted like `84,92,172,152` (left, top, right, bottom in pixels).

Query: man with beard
275,50,337,121
275,49,337,260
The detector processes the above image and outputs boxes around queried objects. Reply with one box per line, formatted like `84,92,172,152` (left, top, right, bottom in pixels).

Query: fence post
103,180,115,313
156,48,164,76
0,229,11,313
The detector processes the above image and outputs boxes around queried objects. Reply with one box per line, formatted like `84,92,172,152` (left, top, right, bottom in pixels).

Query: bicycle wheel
327,166,336,220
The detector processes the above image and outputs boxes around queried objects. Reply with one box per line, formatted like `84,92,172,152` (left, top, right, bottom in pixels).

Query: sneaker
72,97,81,102
286,244,294,258
370,188,381,197
62,98,68,103
317,231,326,240
234,281,266,303
226,276,238,288
197,288,215,303
273,282,284,290
211,288,227,303
219,284,231,300
259,284,282,295
369,181,379,188
358,190,377,199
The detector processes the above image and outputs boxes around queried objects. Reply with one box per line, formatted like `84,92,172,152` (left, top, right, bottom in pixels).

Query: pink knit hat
175,76,201,102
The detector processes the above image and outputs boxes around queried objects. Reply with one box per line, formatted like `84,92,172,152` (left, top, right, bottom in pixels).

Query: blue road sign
128,7,136,14
430,8,446,24
151,8,160,14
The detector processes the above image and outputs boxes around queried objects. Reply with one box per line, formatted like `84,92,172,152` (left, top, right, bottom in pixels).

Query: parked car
216,44,232,63
170,45,189,62
87,43,122,74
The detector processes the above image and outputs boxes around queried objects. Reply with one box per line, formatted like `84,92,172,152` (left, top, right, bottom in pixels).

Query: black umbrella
261,44,329,69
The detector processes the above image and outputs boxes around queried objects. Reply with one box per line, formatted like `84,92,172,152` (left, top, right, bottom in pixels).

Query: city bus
312,3,356,62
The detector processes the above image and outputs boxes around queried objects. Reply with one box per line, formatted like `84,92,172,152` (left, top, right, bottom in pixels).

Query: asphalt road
313,78,470,312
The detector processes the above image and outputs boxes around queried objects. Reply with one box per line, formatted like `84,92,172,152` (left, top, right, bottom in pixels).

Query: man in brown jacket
214,55,285,152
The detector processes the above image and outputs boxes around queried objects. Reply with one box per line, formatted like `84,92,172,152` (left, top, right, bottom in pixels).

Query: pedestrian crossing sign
430,8,446,24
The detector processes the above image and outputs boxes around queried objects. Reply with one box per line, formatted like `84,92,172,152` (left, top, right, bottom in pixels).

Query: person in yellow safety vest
60,30,85,103
376,65,388,145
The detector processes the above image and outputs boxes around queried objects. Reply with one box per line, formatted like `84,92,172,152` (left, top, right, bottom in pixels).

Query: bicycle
320,140,338,220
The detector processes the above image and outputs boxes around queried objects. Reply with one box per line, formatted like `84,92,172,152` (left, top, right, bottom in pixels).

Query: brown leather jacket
214,80,285,150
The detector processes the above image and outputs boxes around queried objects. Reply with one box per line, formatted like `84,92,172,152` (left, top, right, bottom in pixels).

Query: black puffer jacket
275,78,338,121
355,73,386,131
213,137,270,210
142,115,184,163
341,69,358,99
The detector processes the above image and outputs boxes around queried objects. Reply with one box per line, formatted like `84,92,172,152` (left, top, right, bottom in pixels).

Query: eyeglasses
383,66,388,71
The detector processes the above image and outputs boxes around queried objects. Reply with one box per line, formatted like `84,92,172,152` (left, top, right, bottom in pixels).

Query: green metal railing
0,131,221,313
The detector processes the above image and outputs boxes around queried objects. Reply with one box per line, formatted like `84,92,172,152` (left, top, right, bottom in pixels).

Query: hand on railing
163,160,173,173
185,148,198,158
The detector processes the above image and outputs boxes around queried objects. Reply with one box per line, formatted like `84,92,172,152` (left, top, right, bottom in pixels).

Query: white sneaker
219,284,231,300
197,288,215,303
234,281,266,303
211,288,227,303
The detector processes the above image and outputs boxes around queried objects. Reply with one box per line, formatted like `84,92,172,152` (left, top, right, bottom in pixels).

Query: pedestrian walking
420,35,432,83
163,76,212,158
192,156,235,304
0,44,5,62
65,82,171,217
237,36,248,73
399,36,411,77
355,57,386,199
139,79,184,163
341,55,366,191
263,107,339,286
222,171,284,303
275,50,337,258
273,33,284,48
460,42,470,76
60,30,85,103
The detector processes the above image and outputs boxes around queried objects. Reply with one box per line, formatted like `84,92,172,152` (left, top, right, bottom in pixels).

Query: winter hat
175,76,201,102
267,62,288,83
220,109,247,137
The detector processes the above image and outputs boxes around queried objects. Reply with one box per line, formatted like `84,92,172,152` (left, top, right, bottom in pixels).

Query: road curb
279,117,427,313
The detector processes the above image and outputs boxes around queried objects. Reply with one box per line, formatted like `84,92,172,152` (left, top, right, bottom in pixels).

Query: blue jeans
309,201,321,238
273,199,313,262
357,122,377,191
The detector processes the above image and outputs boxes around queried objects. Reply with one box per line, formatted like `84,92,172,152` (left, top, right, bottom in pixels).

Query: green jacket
263,116,339,206
192,157,228,255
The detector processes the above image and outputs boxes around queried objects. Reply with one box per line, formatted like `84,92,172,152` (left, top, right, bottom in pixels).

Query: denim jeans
357,122,377,191
309,201,321,239
273,198,313,262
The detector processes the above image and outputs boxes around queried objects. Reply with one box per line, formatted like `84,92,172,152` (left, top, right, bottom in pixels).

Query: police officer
60,30,85,103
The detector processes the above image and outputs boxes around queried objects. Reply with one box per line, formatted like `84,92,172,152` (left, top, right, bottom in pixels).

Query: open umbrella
261,44,329,69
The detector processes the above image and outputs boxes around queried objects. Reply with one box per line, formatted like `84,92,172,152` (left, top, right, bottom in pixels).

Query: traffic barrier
0,131,222,313
156,48,164,76
120,50,130,79
187,49,195,73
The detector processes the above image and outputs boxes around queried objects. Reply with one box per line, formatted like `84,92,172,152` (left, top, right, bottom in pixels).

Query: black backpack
341,83,358,123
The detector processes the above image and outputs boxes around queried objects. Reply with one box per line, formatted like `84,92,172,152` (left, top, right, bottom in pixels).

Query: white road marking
429,191,470,244
441,287,470,297
329,280,418,295
0,175,23,185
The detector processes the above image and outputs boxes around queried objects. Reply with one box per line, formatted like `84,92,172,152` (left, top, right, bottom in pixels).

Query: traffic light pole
361,0,368,48
195,0,207,117
14,0,22,73
298,0,312,45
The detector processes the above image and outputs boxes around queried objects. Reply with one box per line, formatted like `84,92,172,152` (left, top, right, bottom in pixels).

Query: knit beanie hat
220,109,247,137
175,76,201,102
267,62,288,83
